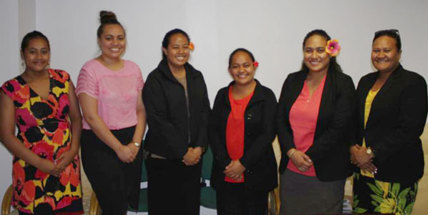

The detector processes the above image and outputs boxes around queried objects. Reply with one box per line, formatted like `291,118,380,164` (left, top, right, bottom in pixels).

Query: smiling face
229,51,256,86
21,37,50,73
371,35,401,73
162,33,190,69
98,24,126,60
303,34,330,73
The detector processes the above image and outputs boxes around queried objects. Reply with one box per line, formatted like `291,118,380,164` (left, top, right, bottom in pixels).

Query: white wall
0,0,19,202
31,0,428,98
1,0,427,211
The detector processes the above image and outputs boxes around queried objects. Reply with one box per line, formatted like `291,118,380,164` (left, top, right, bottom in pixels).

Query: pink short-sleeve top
76,59,144,130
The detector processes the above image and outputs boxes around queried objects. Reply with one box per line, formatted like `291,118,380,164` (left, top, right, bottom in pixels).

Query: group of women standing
0,10,426,215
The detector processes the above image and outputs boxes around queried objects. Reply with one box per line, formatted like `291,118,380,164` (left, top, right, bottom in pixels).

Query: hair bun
99,10,118,24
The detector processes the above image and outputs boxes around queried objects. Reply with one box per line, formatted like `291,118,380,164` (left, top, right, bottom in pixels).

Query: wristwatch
366,147,374,157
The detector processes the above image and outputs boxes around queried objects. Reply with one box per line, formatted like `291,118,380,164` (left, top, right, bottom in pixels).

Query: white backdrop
1,0,427,213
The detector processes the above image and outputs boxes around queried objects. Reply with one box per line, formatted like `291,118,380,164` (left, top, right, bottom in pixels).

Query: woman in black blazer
351,29,428,214
210,48,277,215
277,30,355,215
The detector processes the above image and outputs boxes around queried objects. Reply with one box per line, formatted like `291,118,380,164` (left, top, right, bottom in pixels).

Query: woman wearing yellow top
351,29,428,214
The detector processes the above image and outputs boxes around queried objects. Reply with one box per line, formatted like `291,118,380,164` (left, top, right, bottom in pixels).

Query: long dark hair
300,29,342,73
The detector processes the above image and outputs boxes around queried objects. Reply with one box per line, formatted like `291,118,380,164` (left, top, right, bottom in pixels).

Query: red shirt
287,75,326,176
225,86,254,183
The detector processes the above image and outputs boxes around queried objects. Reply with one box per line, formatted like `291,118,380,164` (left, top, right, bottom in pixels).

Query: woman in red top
277,30,355,215
210,48,277,215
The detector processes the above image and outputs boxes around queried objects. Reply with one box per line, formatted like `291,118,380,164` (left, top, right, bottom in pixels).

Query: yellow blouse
361,89,379,177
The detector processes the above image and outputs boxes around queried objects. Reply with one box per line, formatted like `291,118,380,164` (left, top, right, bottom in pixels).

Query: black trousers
146,157,202,215
81,127,142,215
216,183,268,215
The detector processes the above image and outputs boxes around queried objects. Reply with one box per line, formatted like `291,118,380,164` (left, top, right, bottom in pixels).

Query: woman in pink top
277,30,355,215
75,11,146,215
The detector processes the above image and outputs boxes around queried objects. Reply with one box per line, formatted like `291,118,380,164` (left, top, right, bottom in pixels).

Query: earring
20,61,25,72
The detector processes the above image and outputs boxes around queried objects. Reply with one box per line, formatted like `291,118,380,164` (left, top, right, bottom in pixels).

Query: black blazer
210,81,278,192
277,67,355,181
355,64,427,184
142,59,210,159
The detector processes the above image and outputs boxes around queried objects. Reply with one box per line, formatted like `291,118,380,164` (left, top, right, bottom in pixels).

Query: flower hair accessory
253,61,259,67
188,42,195,51
325,39,341,57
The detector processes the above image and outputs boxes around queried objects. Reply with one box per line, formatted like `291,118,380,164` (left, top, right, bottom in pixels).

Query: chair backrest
1,185,13,215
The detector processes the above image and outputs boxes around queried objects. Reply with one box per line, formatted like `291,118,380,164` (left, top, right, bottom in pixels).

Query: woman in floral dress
0,31,83,214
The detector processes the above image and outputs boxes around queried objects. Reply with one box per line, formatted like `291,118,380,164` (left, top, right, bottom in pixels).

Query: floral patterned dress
353,89,417,215
1,69,83,214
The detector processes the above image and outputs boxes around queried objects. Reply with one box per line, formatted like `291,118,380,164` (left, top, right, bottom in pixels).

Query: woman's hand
116,144,136,163
55,149,77,172
127,142,140,157
38,158,61,177
350,145,377,173
359,161,377,174
182,147,201,166
289,150,313,172
350,145,373,165
224,160,245,180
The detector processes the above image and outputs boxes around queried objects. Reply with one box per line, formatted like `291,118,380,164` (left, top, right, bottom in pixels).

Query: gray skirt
280,169,345,215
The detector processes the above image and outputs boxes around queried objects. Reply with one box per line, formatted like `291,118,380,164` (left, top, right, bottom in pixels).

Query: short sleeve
76,67,98,99
1,79,22,101
1,81,14,99
136,66,144,90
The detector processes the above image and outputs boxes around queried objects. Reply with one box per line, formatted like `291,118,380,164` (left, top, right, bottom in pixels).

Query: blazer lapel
358,74,376,130
365,65,403,129
315,69,333,137
286,71,307,114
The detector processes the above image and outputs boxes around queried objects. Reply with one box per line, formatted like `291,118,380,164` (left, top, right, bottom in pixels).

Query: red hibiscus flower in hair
325,39,341,57
188,42,195,51
253,61,259,67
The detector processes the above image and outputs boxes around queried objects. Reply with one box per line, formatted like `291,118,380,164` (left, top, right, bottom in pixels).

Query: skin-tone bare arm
78,93,136,163
0,92,61,177
56,82,82,171
129,91,146,155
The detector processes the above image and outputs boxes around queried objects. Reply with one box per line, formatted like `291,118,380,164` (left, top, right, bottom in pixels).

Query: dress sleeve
75,66,98,99
1,80,20,101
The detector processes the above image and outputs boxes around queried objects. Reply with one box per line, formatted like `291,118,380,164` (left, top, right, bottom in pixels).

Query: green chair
200,147,216,209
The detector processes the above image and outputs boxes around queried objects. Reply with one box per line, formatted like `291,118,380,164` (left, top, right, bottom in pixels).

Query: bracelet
287,148,297,158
